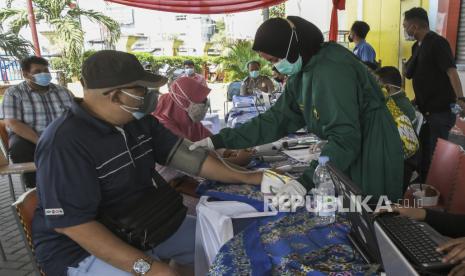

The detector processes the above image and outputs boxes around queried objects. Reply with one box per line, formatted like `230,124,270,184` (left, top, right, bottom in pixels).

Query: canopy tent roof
104,0,287,14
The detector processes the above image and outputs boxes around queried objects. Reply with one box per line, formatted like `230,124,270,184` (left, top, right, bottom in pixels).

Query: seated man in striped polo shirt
0,56,74,188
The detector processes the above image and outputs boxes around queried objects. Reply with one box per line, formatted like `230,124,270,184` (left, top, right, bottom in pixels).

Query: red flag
329,0,346,42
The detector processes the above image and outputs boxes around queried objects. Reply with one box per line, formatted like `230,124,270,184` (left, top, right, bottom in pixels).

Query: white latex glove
260,170,293,194
275,180,307,198
189,137,215,151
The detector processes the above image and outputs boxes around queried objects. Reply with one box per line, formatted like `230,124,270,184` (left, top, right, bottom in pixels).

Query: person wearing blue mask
191,16,405,201
0,56,74,188
240,60,274,96
183,59,207,86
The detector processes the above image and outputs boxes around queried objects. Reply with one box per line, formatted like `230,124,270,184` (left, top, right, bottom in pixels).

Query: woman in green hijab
191,16,404,201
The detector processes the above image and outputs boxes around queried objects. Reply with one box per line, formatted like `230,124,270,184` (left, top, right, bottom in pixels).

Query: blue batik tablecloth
208,210,376,276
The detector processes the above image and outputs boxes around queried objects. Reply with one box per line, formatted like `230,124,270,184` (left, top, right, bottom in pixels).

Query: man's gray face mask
119,89,159,120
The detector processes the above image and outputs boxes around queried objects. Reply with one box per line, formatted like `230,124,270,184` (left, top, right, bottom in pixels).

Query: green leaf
69,8,121,46
0,31,32,59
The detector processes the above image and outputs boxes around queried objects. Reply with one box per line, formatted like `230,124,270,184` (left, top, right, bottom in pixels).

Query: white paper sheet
194,197,276,276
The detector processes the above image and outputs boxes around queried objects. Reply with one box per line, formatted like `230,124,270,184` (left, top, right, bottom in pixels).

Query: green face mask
274,29,302,76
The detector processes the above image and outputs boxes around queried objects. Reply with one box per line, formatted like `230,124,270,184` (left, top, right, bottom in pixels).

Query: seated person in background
374,66,416,124
154,77,252,182
183,59,207,86
395,208,465,275
271,66,287,93
0,56,74,188
374,66,418,190
240,60,274,96
32,50,263,276
349,21,377,63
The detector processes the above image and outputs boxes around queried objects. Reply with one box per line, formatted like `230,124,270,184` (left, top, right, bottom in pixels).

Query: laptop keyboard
377,215,446,268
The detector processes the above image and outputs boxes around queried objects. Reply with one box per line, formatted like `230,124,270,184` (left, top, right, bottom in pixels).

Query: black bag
98,172,187,251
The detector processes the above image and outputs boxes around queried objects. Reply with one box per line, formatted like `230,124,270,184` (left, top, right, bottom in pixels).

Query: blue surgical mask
185,68,195,76
249,70,259,79
274,29,302,76
32,72,52,86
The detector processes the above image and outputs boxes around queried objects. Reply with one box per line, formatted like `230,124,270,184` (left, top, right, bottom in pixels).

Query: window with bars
456,1,465,65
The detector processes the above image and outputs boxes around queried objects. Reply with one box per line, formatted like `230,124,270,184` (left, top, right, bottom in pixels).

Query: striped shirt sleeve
1,88,22,120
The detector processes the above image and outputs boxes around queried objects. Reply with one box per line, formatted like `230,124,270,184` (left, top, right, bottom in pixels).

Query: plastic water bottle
451,103,462,115
313,156,336,225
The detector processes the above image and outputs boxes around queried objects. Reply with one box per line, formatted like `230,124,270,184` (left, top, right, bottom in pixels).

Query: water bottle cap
318,156,329,165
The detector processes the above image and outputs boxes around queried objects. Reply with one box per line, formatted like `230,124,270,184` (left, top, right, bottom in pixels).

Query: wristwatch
133,258,152,275
458,97,465,102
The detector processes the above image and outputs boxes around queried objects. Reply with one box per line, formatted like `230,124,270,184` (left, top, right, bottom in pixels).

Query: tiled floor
0,175,36,276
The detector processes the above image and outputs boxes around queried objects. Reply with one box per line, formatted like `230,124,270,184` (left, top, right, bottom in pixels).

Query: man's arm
55,221,176,276
448,68,464,98
4,119,39,144
166,139,262,185
198,154,262,185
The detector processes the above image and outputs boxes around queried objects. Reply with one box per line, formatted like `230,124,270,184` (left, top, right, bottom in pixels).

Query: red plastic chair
448,154,465,214
425,138,462,207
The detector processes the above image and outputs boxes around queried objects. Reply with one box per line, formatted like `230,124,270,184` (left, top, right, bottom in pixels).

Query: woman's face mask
187,100,209,122
119,88,159,120
171,83,209,122
274,29,302,76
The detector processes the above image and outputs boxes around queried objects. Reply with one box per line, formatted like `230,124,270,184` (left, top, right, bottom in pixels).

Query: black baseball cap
81,50,167,89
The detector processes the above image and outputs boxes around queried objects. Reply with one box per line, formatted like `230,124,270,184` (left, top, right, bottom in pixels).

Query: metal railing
0,56,22,83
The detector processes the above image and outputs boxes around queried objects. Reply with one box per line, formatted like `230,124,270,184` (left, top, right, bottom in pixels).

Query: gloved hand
275,180,307,198
261,170,293,194
188,137,215,151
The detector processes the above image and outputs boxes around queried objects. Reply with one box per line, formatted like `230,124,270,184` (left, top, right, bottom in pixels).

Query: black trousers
419,110,456,182
8,134,36,188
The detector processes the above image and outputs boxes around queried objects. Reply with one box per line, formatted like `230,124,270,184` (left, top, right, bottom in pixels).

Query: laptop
326,163,454,275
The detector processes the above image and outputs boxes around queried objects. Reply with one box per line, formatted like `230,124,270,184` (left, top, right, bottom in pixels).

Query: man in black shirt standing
404,7,465,181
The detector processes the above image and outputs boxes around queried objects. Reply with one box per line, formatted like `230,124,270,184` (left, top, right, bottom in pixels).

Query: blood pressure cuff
167,139,209,176
98,172,187,251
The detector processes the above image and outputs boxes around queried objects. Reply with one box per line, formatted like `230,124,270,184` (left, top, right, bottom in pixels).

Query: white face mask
404,25,416,41
170,83,209,122
385,84,403,97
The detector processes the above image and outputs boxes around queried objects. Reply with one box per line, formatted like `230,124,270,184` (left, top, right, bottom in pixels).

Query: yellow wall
345,0,431,99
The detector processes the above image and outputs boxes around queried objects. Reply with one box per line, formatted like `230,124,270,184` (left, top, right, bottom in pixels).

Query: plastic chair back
11,188,45,275
425,138,462,207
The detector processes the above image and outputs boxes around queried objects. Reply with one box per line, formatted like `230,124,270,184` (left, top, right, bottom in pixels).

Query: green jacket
212,43,404,200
